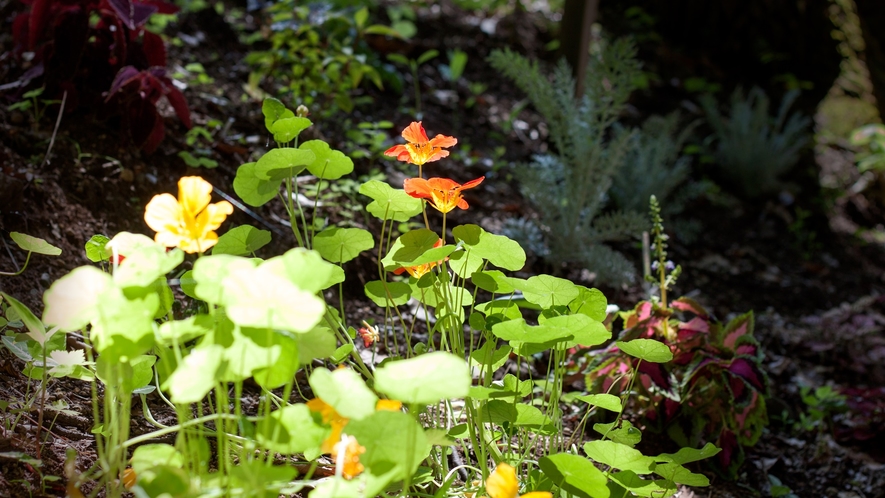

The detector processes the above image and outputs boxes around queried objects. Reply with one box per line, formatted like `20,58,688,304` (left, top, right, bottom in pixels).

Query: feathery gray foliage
489,39,646,284
700,87,811,197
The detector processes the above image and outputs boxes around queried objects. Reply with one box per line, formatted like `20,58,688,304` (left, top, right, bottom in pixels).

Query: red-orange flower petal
384,121,457,166
403,176,484,214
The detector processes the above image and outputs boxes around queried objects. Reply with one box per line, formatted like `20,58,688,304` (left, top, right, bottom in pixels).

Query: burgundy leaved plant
582,297,770,478
11,0,190,152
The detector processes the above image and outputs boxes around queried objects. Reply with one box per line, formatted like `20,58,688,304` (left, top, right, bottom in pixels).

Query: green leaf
1,293,51,347
10,232,61,256
541,314,611,348
381,229,439,269
43,266,117,332
616,339,673,363
583,440,655,474
448,249,484,279
222,263,325,333
112,242,184,289
271,116,312,143
513,404,556,434
539,453,610,498
479,400,517,425
212,225,272,256
417,49,439,65
265,248,344,292
468,342,511,372
509,274,579,309
89,294,157,361
84,234,111,262
164,345,224,404
452,224,525,271
294,326,337,363
192,255,259,305
354,7,368,28
593,420,642,447
254,148,315,181
157,315,213,346
2,336,33,362
359,180,423,221
570,287,608,321
655,443,721,465
576,393,622,413
256,404,326,454
471,270,516,294
300,140,354,179
608,471,676,498
653,462,710,486
374,352,470,405
309,368,378,420
131,444,184,474
234,162,281,207
342,411,430,482
312,227,374,264
364,280,412,307
262,97,294,133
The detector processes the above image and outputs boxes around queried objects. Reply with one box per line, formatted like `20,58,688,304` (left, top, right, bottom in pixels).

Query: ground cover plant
2,1,885,497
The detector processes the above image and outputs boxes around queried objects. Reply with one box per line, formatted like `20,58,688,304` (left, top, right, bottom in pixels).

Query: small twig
42,90,67,168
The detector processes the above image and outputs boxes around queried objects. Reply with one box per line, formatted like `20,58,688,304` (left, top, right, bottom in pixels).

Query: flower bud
296,105,309,117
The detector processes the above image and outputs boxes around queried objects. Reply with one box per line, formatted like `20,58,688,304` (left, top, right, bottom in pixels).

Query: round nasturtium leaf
309,367,378,420
364,280,412,307
256,404,326,454
312,227,374,264
212,225,272,256
265,248,343,292
164,345,224,404
380,229,439,269
616,339,674,363
509,274,579,309
300,140,354,179
451,224,525,271
84,234,111,262
43,266,117,331
374,352,470,405
262,97,294,132
359,180,423,221
576,393,623,413
233,162,281,207
222,264,325,333
10,232,62,256
345,410,430,482
538,453,609,498
583,440,655,474
254,148,315,181
271,116,312,143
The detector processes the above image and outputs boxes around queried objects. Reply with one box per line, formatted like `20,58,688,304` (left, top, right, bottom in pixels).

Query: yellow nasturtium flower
144,176,233,253
486,463,552,498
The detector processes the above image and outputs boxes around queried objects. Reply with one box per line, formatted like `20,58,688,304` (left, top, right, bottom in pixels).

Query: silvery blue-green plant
700,87,810,197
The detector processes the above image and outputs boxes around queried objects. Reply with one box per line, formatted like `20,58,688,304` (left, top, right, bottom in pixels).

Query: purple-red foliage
583,297,770,478
11,0,190,152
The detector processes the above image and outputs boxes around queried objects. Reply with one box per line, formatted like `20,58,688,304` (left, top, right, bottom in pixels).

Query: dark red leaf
727,358,766,392
164,83,192,128
28,0,51,51
142,31,166,67
106,0,157,29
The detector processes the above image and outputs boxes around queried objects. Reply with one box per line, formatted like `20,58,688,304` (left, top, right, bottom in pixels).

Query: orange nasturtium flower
332,434,366,480
404,176,484,214
485,463,552,498
384,121,457,167
144,176,233,253
393,239,447,279
307,396,402,455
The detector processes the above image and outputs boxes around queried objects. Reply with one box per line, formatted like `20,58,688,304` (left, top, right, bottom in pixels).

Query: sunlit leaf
364,280,411,307
256,404,326,454
616,339,673,363
10,232,61,256
212,225,272,256
359,180,423,221
452,224,525,271
583,440,655,474
43,266,116,332
84,234,111,262
374,352,470,405
300,140,354,179
312,227,374,264
271,116,312,143
254,148,314,181
309,368,377,420
234,162,280,207
165,345,224,404
539,453,610,498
